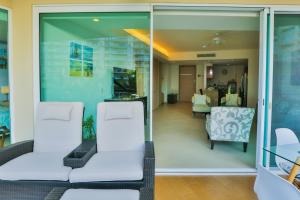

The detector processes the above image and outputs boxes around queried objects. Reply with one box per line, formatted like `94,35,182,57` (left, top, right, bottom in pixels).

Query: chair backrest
97,102,145,152
276,128,299,146
225,93,239,106
34,102,84,153
205,88,218,106
193,94,207,105
209,107,255,142
275,128,299,168
254,165,300,200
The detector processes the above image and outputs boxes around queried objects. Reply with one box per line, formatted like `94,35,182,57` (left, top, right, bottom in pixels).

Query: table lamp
0,86,9,102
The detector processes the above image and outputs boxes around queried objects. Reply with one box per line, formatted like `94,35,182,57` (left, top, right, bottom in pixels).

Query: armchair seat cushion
193,105,211,113
60,189,139,200
0,152,71,181
69,151,144,183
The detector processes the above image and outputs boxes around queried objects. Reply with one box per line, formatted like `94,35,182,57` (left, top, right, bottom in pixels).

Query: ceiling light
93,18,100,22
202,44,207,48
213,37,222,45
209,68,213,76
124,29,169,57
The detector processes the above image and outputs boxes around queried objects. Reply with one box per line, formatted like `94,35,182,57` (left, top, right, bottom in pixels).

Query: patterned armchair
192,94,211,116
205,107,255,152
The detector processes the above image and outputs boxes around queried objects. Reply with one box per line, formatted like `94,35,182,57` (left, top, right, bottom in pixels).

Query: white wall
196,62,205,93
207,64,245,90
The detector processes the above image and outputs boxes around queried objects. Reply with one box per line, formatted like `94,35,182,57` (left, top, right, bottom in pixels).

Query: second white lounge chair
69,102,151,185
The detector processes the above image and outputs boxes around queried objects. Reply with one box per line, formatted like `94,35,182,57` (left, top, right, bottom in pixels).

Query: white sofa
69,102,145,183
0,102,84,181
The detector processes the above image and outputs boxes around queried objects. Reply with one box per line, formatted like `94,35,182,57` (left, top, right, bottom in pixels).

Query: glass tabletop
264,143,300,167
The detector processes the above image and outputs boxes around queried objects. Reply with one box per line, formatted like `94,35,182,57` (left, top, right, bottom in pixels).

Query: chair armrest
143,141,155,188
44,187,67,200
64,140,96,168
0,140,33,166
140,188,154,200
206,96,211,105
145,141,154,159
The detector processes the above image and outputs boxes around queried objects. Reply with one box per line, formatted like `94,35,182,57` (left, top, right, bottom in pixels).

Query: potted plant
83,115,96,140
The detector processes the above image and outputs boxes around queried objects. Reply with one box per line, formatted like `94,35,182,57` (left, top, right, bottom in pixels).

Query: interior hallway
153,102,257,169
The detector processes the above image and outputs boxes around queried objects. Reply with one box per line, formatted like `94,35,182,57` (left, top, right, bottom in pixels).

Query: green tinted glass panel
40,12,150,140
0,8,10,146
270,14,300,166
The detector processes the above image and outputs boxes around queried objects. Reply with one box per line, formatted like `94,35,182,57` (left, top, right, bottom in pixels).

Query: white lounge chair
0,102,84,181
69,102,154,189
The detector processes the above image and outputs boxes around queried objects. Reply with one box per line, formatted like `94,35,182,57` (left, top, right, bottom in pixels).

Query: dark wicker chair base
0,140,155,200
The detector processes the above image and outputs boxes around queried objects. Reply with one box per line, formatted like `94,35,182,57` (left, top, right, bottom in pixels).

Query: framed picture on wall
83,62,93,77
69,42,93,77
70,42,82,60
70,60,82,77
83,46,93,62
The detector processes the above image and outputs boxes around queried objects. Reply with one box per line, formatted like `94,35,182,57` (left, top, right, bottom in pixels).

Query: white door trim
0,6,15,143
256,8,268,167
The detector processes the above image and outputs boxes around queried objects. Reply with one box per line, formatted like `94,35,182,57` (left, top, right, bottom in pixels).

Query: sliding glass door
267,11,300,167
0,8,10,147
39,12,151,140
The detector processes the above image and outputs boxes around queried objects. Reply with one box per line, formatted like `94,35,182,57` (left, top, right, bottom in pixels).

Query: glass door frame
32,3,278,173
0,6,15,143
265,6,300,169
32,4,154,140
152,4,268,174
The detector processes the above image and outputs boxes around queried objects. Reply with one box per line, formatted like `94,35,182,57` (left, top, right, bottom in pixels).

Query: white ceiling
153,12,259,52
153,30,259,52
43,12,259,53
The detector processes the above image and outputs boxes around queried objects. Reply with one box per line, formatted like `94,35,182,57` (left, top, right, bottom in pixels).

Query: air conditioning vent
197,53,216,58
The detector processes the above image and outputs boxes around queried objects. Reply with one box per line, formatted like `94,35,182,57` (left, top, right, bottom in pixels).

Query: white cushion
41,104,73,121
97,102,145,152
60,189,139,200
0,152,71,181
194,94,206,105
34,102,84,153
69,151,144,183
105,103,134,120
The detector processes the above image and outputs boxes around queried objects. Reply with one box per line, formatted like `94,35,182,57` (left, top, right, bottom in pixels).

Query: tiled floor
153,102,257,169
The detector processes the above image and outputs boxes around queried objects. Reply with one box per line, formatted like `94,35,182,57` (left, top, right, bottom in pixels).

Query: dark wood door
179,65,196,102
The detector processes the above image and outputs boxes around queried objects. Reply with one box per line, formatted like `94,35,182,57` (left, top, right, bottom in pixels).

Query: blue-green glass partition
40,12,150,140
270,14,300,166
0,8,10,146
